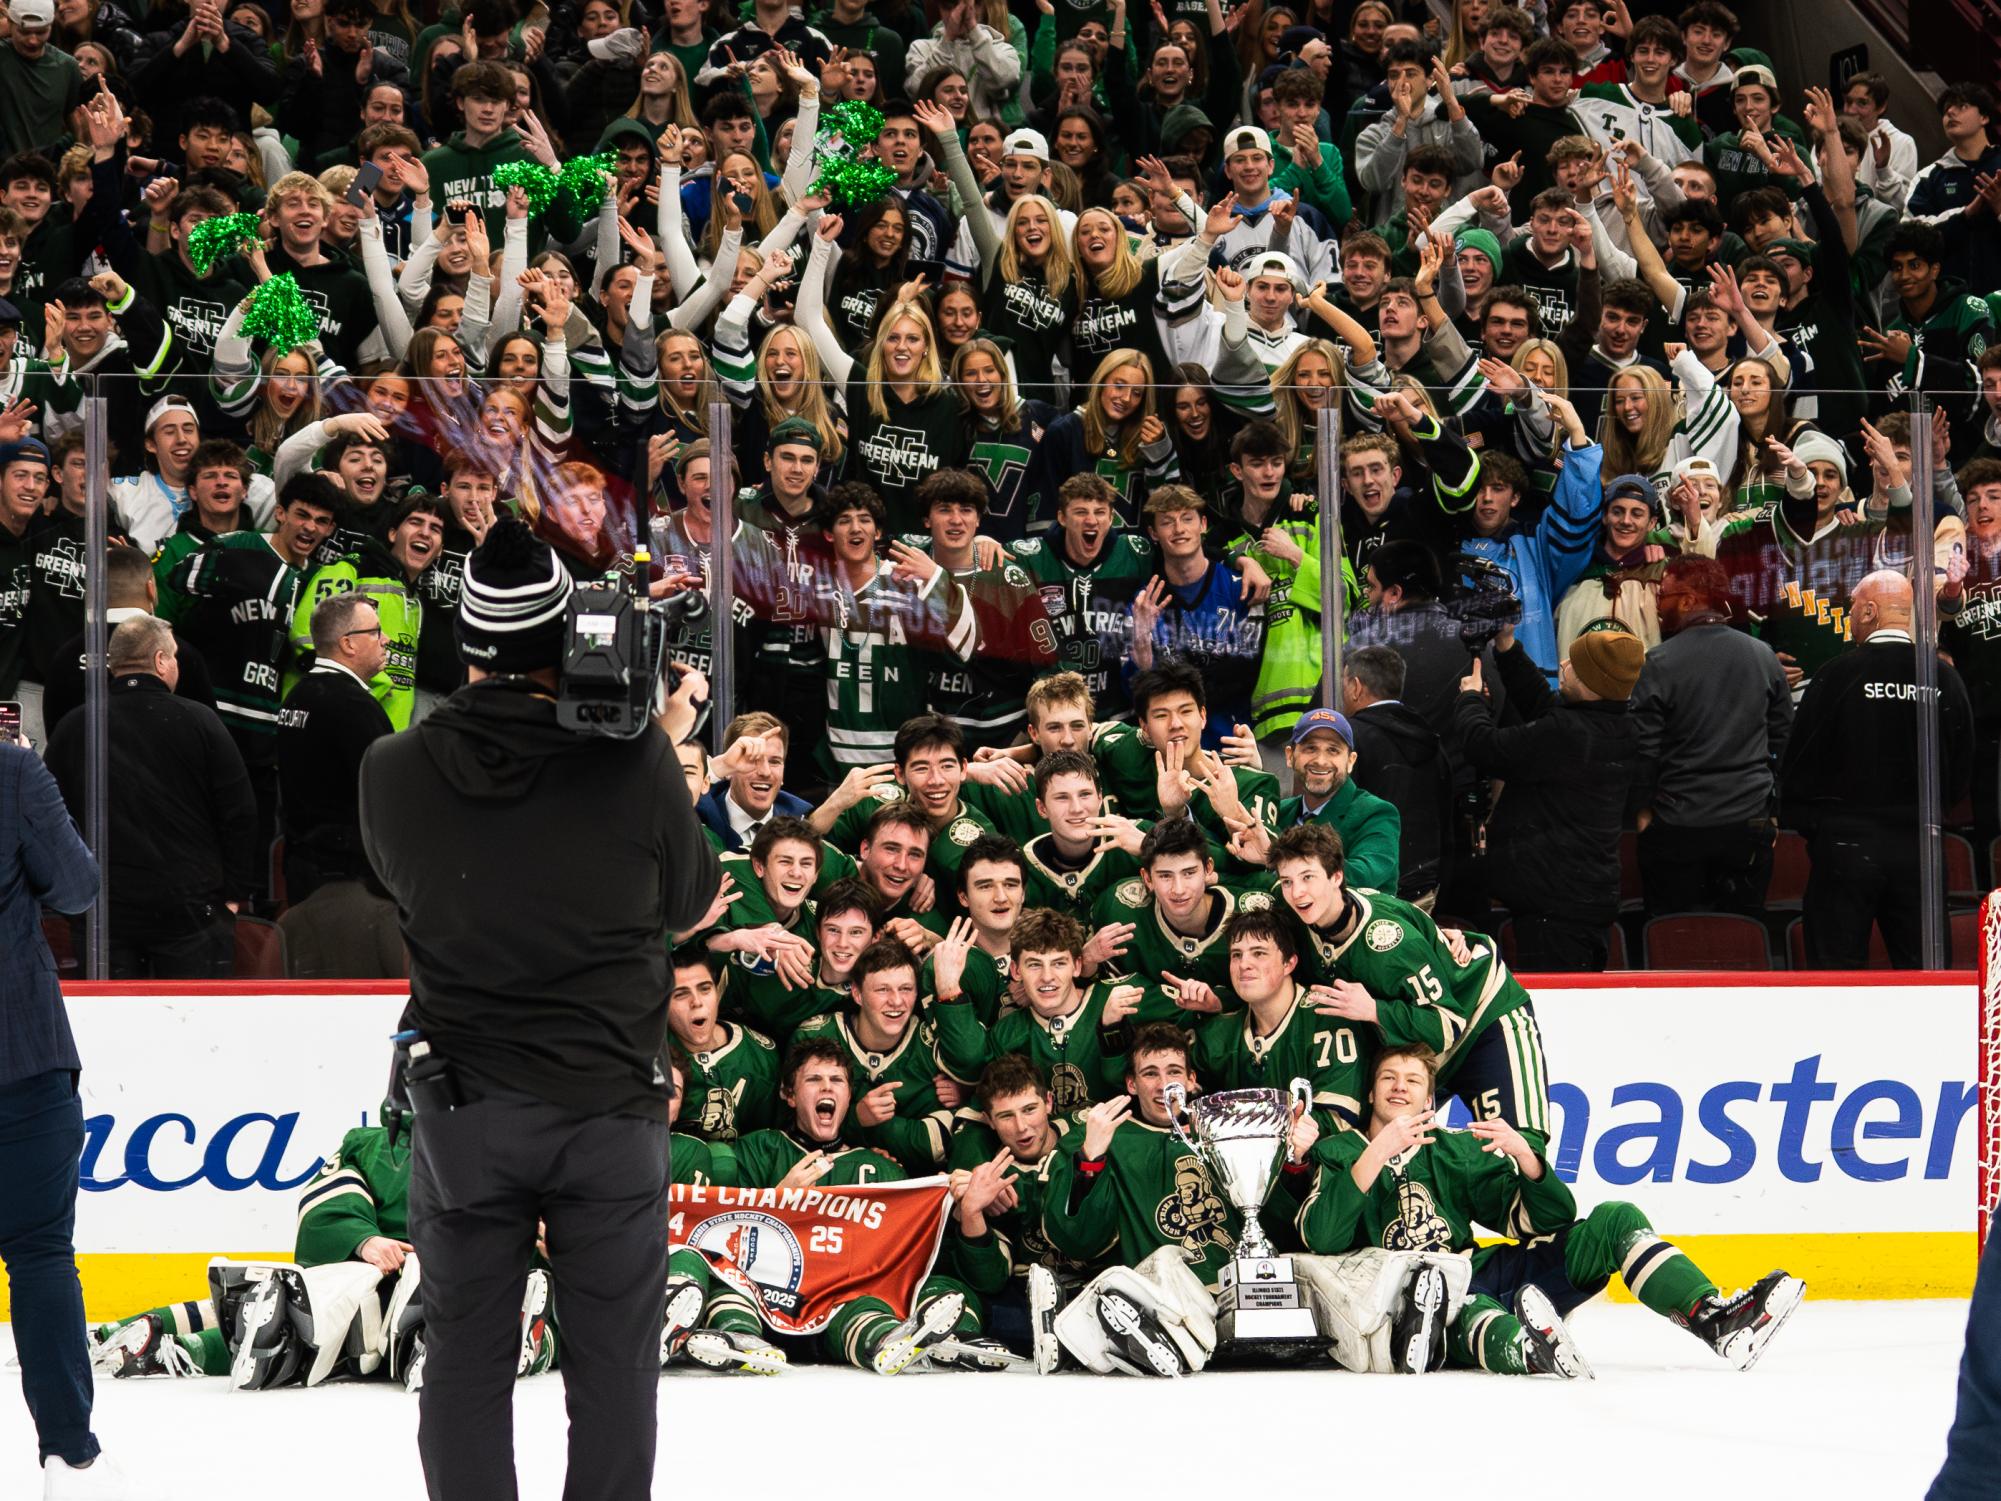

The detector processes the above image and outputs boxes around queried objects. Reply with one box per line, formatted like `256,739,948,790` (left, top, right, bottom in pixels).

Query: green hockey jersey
167,530,307,751
1090,878,1280,995
731,1128,910,1187
944,1111,1083,1291
1011,531,1154,719
931,976,1172,1111
679,1022,782,1142
818,558,977,774
1191,984,1369,1127
294,1125,409,1267
791,1010,957,1171
1019,833,1141,922
1043,1118,1247,1289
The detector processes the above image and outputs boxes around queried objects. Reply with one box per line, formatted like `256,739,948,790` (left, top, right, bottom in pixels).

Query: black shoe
1096,1291,1186,1377
1393,1265,1448,1374
1681,1271,1805,1371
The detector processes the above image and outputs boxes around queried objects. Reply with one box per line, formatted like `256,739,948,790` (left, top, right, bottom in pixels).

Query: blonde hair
756,323,844,465
951,337,1023,433
627,50,698,131
1025,670,1093,723
998,194,1074,298
656,327,719,429
1512,337,1569,393
267,171,335,214
1080,349,1157,468
250,346,323,456
1074,207,1142,300
1599,364,1677,479
861,301,945,421
1271,339,1347,467
318,164,358,202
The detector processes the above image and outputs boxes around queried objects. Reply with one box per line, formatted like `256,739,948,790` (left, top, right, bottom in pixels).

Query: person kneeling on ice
669,1037,1018,1376
1296,1044,1805,1376
88,1105,556,1392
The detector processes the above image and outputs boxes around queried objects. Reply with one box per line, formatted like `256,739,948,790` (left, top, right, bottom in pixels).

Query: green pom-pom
493,160,558,215
813,157,897,208
187,213,261,275
242,274,320,355
824,101,885,147
556,152,617,214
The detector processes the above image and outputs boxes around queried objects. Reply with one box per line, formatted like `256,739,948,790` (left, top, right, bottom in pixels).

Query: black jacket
277,662,394,888
43,612,216,734
359,680,720,1121
0,743,98,1086
1630,617,1793,829
1348,698,1452,900
45,673,256,939
1452,641,1640,923
1780,631,1974,834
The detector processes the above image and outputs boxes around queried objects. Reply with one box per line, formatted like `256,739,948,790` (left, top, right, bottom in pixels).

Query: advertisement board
12,976,1975,1319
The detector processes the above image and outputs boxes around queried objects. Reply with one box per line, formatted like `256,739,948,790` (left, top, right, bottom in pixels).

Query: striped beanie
455,516,574,671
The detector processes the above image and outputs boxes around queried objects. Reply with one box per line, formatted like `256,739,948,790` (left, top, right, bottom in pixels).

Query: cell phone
348,161,385,208
0,702,19,746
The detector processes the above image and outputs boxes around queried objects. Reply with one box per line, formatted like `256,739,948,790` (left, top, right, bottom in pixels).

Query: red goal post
1983,893,2001,1251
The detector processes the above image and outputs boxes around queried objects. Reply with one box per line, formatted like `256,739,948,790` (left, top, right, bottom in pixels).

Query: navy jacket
0,743,99,1086
695,782,814,853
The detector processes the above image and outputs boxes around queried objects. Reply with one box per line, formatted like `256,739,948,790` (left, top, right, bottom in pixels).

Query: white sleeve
794,234,855,385
356,215,415,359
274,418,335,489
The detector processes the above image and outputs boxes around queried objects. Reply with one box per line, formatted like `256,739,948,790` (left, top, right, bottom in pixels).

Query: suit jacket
0,743,99,1086
695,782,814,852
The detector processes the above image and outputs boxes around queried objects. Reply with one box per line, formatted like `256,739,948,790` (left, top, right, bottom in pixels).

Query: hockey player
1192,909,1369,1128
1271,821,1552,1149
1088,817,1276,997
924,834,1026,1022
1297,1044,1804,1376
1019,750,1147,921
1124,663,1282,860
793,938,960,1171
700,815,848,1039
1011,473,1157,720
668,946,780,1141
726,1040,1001,1373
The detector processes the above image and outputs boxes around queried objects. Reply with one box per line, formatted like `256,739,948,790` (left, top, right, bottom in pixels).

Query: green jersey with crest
1090,879,1278,995
1043,1119,1244,1288
730,1129,909,1188
294,1125,409,1268
678,1023,781,1142
1011,531,1154,719
826,782,1011,920
1297,890,1530,1082
931,978,1176,1113
671,1131,738,1188
922,943,1013,1026
1020,834,1141,922
791,1010,957,1172
707,851,826,1042
1191,985,1369,1128
944,1112,1083,1292
1295,1125,1574,1260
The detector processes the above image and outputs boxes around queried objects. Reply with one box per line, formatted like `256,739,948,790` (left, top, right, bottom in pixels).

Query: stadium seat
1944,832,1979,910
1642,914,1771,971
1604,924,1628,971
269,836,288,915
1949,910,1978,972
234,916,288,979
1617,830,1643,911
1786,919,1805,971
1765,831,1811,911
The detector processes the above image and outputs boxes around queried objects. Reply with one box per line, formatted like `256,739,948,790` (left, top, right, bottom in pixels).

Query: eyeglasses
343,626,384,638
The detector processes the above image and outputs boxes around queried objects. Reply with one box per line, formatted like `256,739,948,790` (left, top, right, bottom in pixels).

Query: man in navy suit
0,739,126,1494
693,711,813,852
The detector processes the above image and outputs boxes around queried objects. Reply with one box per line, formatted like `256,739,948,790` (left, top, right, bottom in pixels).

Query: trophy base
1216,1257,1322,1348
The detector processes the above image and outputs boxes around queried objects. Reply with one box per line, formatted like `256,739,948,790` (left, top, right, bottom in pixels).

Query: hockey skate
927,1335,1033,1371
1028,1265,1064,1375
660,1277,705,1365
1682,1271,1805,1371
870,1291,966,1376
1095,1289,1187,1377
1515,1285,1592,1380
684,1327,788,1375
1391,1263,1448,1375
88,1318,202,1379
517,1268,556,1376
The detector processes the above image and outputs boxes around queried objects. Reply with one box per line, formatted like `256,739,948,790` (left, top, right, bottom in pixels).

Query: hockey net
1983,893,2001,1251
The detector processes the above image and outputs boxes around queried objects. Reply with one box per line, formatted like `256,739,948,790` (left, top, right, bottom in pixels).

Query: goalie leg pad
383,1254,425,1387
1052,1252,1218,1376
296,1261,387,1387
1293,1251,1473,1374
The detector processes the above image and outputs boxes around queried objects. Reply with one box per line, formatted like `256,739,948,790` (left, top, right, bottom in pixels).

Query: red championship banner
668,1178,953,1335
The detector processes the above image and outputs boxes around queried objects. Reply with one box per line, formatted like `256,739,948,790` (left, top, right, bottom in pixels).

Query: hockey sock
667,1247,711,1290
832,1301,899,1369
705,1288,762,1336
917,1277,982,1337
1573,1204,1720,1319
1448,1298,1531,1376
181,1330,232,1376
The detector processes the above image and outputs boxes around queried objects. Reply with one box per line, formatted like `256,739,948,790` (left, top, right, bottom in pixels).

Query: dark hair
52,275,103,311
0,152,53,189
170,184,233,226
751,813,822,867
1730,186,1789,235
1368,538,1441,601
1529,186,1577,217
1012,906,1086,958
104,542,154,600
916,467,988,520
1404,145,1456,181
1483,285,1545,332
1939,83,1998,127
815,876,880,931
851,937,920,988
862,799,930,847
1601,277,1655,317
188,437,248,483
1139,815,1213,871
279,471,342,516
1479,449,1530,499
1660,553,1732,611
1887,220,1945,268
451,59,516,103
958,832,1027,889
1032,747,1100,801
818,479,886,532
1271,67,1323,106
703,90,756,125
1524,37,1578,74
1675,1,1738,35
893,713,965,767
1344,643,1405,699
179,96,241,137
977,1054,1050,1109
1126,1021,1192,1069
782,1038,850,1088
1627,14,1683,59
1382,38,1436,73
1230,419,1289,463
1224,907,1297,963
1482,6,1536,43
1845,71,1891,108
669,943,720,984
1130,661,1206,719
1664,197,1725,238
1270,820,1345,876
1736,253,1786,288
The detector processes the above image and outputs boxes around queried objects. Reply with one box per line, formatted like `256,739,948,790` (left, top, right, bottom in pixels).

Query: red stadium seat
1949,910,1978,972
1642,914,1771,972
1618,830,1643,911
1786,919,1805,971
1765,831,1810,911
1944,832,1979,910
1604,924,1628,971
234,916,288,979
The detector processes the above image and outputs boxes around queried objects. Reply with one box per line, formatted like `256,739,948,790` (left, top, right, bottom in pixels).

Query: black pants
1511,913,1608,973
0,1070,95,1467
410,1089,671,1501
1803,822,1932,969
107,917,234,979
1930,1220,2001,1499
1638,820,1774,918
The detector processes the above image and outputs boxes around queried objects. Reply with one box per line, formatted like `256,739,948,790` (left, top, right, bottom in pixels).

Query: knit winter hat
1568,628,1645,702
1455,227,1504,279
456,516,575,672
1790,429,1849,485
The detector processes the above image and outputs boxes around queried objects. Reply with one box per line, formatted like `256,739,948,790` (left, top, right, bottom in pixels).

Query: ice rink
0,1298,1970,1499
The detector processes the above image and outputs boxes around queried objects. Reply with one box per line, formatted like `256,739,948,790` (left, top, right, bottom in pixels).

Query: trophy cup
1166,1079,1322,1349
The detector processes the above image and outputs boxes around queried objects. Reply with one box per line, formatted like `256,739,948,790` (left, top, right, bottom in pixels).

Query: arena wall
6,975,1976,1321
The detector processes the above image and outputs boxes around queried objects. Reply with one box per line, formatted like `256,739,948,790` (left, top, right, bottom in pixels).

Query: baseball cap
0,298,22,326
10,0,52,28
1290,707,1354,747
1732,64,1778,94
1242,250,1305,292
1223,125,1273,159
1764,236,1815,265
1002,129,1049,162
587,26,646,64
0,437,49,472
144,395,200,433
1606,473,1655,504
766,416,823,453
1671,456,1721,488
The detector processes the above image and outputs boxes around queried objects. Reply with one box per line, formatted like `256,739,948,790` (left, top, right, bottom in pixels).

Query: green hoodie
420,128,531,242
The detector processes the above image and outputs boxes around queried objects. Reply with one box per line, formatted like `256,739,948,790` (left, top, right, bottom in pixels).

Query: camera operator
359,518,720,1501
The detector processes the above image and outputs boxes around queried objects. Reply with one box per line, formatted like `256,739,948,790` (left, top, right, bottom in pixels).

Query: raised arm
919,99,1001,276
794,219,858,385
355,210,415,359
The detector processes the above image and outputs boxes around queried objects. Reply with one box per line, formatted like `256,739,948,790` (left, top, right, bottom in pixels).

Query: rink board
8,974,1980,1319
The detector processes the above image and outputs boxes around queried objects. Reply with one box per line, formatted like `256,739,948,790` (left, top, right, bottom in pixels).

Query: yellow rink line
5,1233,1976,1324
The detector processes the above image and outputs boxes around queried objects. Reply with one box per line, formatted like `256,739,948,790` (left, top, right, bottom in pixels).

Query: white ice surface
1,1299,1970,1500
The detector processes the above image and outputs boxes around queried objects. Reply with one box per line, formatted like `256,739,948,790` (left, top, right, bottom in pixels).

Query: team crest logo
698,1081,746,1141
949,818,982,846
1049,1062,1089,1114
1239,891,1273,912
1365,919,1403,953
1114,878,1147,908
1382,1180,1452,1254
1156,1157,1233,1254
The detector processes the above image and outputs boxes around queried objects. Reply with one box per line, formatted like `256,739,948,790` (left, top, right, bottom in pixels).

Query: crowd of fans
0,0,1991,978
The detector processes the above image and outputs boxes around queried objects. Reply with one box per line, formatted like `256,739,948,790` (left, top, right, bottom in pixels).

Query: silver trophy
1166,1079,1321,1346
